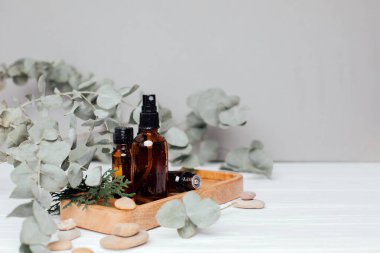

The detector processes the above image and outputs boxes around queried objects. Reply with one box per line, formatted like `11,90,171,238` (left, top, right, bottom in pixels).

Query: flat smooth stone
57,228,81,241
113,223,140,237
100,230,149,250
240,191,256,200
114,197,137,210
233,199,265,209
71,247,94,253
58,218,77,231
47,240,72,251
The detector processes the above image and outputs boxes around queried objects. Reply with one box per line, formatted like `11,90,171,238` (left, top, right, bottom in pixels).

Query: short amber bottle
112,127,134,193
132,95,168,202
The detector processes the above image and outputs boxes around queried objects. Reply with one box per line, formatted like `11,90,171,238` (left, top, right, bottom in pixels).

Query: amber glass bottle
132,95,168,202
112,127,134,193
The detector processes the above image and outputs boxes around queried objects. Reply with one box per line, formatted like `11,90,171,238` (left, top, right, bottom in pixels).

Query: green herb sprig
49,169,134,214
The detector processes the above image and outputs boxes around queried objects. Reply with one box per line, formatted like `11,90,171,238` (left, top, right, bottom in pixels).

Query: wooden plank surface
2,163,380,252
60,169,243,233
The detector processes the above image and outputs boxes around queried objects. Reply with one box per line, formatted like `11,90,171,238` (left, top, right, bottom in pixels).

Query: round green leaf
182,191,202,211
32,201,57,234
67,162,83,188
164,127,189,148
156,199,187,228
37,140,71,166
198,140,219,163
85,166,102,186
218,106,249,127
40,164,68,192
186,198,220,228
20,217,50,244
96,85,122,109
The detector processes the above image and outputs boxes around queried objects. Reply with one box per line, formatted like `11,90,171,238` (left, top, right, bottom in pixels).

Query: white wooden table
1,163,380,253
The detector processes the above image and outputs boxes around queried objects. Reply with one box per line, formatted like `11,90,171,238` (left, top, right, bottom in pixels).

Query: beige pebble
58,218,77,231
115,197,137,210
72,247,94,253
47,240,72,251
113,223,140,237
58,228,81,241
100,230,149,250
240,191,256,200
233,199,265,209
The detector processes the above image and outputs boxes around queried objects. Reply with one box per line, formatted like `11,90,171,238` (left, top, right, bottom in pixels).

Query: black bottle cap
139,94,159,129
113,127,134,144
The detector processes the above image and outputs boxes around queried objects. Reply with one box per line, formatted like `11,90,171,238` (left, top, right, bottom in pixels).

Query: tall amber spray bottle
112,127,134,193
132,95,168,201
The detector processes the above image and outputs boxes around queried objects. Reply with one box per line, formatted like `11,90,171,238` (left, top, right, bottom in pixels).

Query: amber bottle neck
138,128,159,134
114,143,130,149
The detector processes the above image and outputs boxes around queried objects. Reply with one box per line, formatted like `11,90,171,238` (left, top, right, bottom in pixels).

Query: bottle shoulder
133,131,167,143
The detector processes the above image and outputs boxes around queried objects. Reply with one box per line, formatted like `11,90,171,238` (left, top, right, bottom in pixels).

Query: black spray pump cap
113,127,134,144
139,94,159,129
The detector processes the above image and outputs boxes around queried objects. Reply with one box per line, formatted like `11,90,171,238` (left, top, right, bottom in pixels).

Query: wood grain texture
60,169,243,234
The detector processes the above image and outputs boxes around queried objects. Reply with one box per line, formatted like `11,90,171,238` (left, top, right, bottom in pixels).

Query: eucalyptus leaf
20,217,50,244
32,201,57,234
186,198,220,228
40,95,63,109
40,163,68,192
29,245,49,253
185,127,207,144
197,88,227,126
10,183,34,199
5,124,28,147
186,113,206,128
31,186,52,209
250,140,264,150
198,140,219,163
67,162,83,188
69,142,97,166
249,149,273,177
177,219,198,239
219,106,249,127
28,119,58,143
96,84,122,109
37,75,46,93
225,147,251,170
6,142,38,162
37,140,71,166
182,191,202,211
119,84,139,97
7,202,33,217
169,144,192,160
171,154,200,168
73,101,95,121
156,199,187,228
164,127,189,148
85,166,102,186
94,109,109,119
78,80,96,90
11,162,34,184
68,115,77,149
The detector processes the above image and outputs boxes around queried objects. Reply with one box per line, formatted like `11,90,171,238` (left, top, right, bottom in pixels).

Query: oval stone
58,218,77,231
72,247,94,253
112,223,140,237
57,228,81,241
233,199,265,209
100,230,149,250
240,191,256,200
47,240,72,251
115,197,137,210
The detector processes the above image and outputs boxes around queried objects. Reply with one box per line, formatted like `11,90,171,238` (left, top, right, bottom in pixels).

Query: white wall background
0,0,379,162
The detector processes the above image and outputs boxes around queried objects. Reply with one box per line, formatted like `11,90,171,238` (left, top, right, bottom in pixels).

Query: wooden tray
60,169,243,234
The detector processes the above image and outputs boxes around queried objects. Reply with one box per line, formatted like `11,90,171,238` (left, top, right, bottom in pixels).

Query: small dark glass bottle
132,95,168,202
168,171,202,193
112,127,134,193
